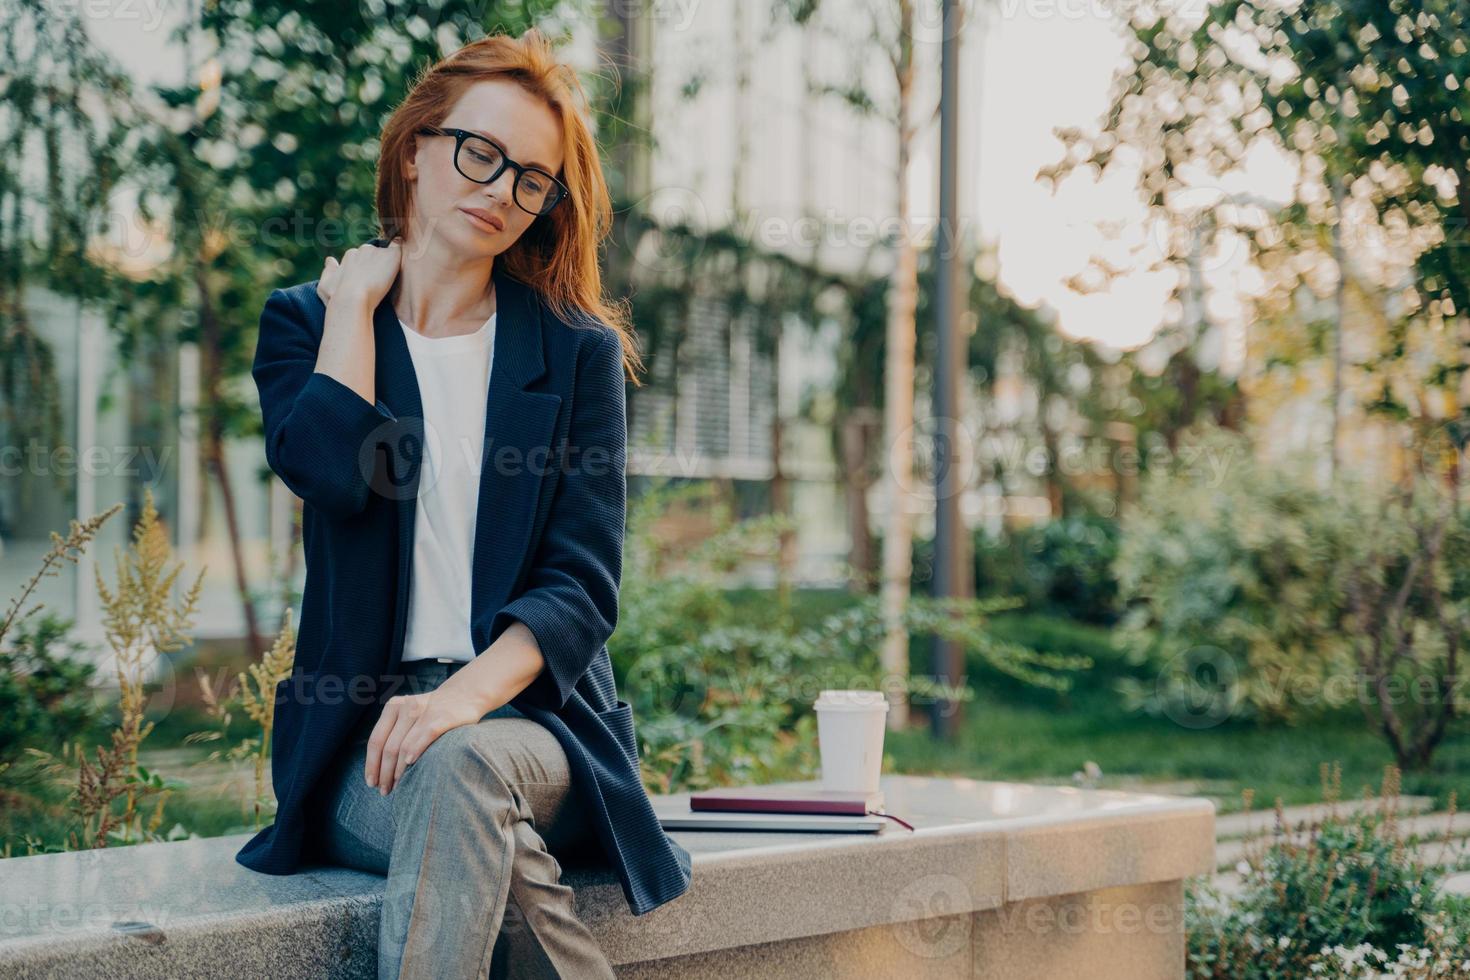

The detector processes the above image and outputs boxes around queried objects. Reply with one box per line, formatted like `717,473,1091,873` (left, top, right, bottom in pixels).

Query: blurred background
4,1,1470,959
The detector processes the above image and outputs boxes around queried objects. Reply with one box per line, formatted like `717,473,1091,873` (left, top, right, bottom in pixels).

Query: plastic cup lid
814,689,889,710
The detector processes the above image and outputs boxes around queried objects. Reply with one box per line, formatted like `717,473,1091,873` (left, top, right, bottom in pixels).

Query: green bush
971,511,1122,625
1187,766,1470,978
0,613,102,769
0,614,107,856
1113,429,1352,725
1114,428,1470,769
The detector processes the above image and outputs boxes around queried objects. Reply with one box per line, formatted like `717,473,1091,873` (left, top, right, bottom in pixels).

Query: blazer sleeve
251,287,396,520
494,327,627,713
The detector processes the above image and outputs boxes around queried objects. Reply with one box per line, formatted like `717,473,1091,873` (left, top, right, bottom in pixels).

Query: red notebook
689,785,885,816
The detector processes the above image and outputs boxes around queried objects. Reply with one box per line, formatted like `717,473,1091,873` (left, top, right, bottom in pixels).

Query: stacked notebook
655,784,889,833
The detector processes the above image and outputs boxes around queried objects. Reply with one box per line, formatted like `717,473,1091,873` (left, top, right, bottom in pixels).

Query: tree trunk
1329,168,1347,482
1041,417,1064,519
194,265,263,661
772,408,796,605
879,0,918,731
207,439,263,661
841,409,880,592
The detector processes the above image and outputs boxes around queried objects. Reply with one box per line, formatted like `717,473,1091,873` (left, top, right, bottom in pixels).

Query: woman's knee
400,723,516,800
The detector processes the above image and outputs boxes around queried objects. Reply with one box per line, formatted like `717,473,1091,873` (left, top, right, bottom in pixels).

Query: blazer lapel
370,260,561,674
468,265,561,655
371,285,424,676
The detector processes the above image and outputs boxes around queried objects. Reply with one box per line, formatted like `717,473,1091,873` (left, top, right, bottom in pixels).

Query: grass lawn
887,611,1470,815
883,692,1470,814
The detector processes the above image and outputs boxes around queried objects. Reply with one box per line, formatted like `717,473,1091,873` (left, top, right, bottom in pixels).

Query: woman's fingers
319,238,403,312
392,727,421,789
362,703,386,787
316,254,340,305
386,703,443,793
364,697,410,792
366,693,437,795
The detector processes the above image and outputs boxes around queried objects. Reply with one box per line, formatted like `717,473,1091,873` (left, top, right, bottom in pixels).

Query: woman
234,28,693,979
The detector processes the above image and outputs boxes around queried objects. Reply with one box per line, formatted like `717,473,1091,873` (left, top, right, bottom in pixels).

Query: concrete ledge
0,774,1214,979
615,880,1189,980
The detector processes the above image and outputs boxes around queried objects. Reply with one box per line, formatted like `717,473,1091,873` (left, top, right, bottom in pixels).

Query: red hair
376,27,643,384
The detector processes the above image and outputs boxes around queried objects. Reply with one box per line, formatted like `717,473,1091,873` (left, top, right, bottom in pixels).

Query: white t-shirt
397,310,496,665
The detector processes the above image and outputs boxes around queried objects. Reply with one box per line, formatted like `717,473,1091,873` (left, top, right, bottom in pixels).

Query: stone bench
0,774,1215,979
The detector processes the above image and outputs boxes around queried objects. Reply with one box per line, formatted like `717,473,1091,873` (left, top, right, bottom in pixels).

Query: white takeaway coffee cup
814,689,889,794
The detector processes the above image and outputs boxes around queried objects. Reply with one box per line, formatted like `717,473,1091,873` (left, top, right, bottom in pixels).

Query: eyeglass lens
457,137,557,214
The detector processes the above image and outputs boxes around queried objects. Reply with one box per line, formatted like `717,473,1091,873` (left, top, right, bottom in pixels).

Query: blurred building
4,285,285,652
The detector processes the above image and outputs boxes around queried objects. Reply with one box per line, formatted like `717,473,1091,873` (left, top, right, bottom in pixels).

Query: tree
0,0,146,488
1042,0,1470,489
1339,479,1468,771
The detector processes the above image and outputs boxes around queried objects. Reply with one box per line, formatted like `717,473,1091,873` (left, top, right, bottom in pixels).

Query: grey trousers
308,657,617,980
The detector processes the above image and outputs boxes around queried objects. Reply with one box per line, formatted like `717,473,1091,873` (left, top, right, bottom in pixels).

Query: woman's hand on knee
364,685,491,795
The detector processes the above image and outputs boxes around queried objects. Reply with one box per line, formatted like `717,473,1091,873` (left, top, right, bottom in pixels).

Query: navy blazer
234,253,693,917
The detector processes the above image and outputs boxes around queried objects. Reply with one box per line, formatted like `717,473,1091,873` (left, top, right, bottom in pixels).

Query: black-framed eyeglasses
416,126,569,217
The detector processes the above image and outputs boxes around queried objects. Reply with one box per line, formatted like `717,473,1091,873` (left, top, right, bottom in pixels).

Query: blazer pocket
598,699,639,767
